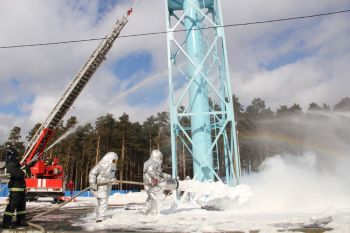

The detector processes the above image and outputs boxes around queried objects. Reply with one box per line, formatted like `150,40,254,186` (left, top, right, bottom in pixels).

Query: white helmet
150,150,163,164
101,152,118,164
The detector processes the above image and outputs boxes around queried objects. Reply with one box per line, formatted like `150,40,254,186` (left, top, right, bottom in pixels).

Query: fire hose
29,180,146,220
24,180,144,232
0,178,179,232
27,179,179,232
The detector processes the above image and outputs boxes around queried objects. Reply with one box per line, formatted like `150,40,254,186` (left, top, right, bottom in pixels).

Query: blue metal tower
165,0,241,185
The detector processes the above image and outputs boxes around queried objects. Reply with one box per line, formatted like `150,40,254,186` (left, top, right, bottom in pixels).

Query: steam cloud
241,111,350,213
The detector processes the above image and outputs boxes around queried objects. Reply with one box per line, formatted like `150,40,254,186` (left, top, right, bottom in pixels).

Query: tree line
1,96,349,190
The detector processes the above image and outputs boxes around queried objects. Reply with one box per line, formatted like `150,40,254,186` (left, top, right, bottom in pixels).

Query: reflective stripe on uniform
9,188,25,191
4,212,13,216
16,211,26,215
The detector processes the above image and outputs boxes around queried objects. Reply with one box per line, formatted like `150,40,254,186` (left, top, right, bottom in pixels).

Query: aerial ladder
19,13,129,200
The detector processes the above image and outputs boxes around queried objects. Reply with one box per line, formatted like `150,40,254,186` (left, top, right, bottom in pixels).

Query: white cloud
0,0,349,143
222,0,350,108
0,0,167,143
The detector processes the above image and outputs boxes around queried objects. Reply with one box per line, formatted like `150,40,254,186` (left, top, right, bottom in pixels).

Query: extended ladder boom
21,16,128,164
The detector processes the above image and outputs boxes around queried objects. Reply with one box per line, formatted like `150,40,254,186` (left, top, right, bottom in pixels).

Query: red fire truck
19,15,129,201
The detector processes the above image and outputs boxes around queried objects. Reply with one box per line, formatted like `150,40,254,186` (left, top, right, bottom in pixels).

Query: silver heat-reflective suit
143,150,171,214
89,152,118,221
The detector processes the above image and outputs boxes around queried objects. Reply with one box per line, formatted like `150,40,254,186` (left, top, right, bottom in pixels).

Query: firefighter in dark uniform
2,147,28,229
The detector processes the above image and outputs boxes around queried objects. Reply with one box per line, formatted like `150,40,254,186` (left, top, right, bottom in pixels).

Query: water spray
44,124,78,154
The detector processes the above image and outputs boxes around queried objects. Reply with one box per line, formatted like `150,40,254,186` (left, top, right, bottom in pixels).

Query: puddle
278,228,333,233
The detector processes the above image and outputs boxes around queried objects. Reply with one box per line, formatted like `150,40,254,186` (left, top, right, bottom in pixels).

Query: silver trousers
95,198,108,221
144,186,161,215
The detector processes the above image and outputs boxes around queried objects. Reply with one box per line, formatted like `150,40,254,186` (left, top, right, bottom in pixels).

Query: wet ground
1,204,335,233
1,205,123,232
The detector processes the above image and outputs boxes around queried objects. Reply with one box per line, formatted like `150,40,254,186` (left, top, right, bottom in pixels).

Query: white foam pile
109,191,147,205
177,180,252,210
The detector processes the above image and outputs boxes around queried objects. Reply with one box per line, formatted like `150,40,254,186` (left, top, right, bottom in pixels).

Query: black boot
2,214,13,229
16,215,28,227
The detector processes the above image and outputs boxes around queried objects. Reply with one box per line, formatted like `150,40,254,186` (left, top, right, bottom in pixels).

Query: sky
0,0,349,143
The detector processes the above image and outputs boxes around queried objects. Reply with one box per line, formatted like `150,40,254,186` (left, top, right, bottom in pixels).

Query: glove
110,178,118,183
110,179,119,186
151,178,158,186
90,183,98,191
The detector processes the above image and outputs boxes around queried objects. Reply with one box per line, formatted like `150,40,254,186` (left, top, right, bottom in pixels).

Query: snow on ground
76,193,350,233
0,197,54,208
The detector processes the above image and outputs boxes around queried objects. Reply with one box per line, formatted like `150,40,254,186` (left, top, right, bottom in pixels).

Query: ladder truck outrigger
20,13,130,201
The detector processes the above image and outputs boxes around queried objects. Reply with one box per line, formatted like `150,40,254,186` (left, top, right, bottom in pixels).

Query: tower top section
168,0,213,11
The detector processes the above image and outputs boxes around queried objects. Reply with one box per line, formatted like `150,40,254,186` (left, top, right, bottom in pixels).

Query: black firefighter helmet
6,147,19,163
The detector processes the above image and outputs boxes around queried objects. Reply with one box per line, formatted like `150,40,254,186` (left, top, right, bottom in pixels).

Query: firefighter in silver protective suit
89,152,118,222
143,150,171,215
